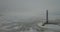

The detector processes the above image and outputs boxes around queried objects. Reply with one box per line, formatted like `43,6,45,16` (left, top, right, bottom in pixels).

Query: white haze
0,0,60,32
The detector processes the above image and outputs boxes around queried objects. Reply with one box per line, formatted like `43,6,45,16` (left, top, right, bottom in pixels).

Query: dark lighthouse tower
42,10,48,26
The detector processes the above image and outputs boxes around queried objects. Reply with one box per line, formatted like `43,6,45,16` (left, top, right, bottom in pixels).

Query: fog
0,0,60,32
0,0,60,19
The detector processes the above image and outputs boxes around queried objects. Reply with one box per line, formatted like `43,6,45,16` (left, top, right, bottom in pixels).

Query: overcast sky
0,0,60,20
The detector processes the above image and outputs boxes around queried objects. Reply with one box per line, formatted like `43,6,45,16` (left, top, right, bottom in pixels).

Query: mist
0,0,60,32
0,0,60,20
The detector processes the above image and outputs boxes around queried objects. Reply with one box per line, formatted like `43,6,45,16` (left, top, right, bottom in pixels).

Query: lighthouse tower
42,10,48,26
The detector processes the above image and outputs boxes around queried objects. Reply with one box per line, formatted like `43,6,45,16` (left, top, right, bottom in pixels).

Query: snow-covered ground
0,16,60,32
37,23,60,32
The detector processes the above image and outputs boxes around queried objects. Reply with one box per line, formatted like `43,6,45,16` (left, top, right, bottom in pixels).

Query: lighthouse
42,10,48,26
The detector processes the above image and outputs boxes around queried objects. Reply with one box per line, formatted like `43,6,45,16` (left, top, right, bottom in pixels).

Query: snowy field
0,16,60,32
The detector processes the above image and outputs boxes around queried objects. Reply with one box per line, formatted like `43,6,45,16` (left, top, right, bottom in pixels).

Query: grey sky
0,0,60,20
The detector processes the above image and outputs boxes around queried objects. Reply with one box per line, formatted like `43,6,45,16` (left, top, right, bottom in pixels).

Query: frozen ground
0,16,60,32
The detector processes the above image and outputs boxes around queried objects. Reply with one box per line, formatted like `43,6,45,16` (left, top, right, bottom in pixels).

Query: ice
0,16,60,32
